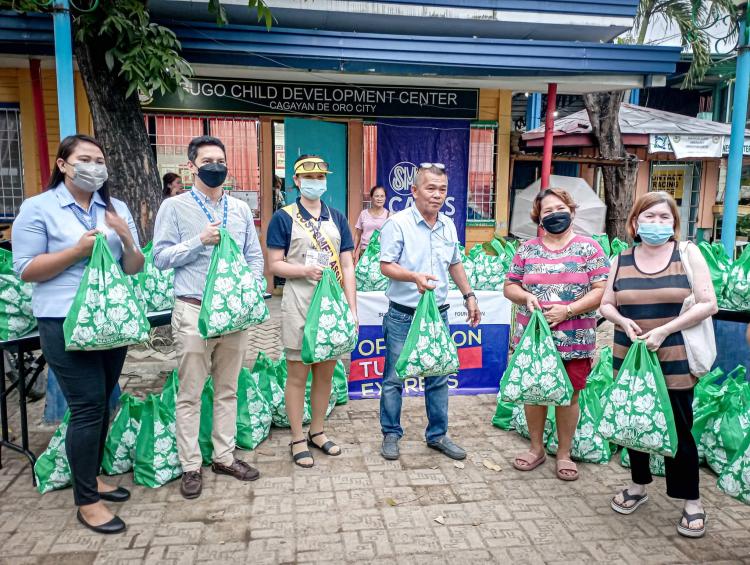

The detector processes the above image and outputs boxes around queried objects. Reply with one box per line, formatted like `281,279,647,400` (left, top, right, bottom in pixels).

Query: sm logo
388,161,417,196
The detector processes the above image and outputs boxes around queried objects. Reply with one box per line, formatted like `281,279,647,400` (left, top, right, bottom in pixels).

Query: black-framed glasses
297,161,329,172
419,162,445,170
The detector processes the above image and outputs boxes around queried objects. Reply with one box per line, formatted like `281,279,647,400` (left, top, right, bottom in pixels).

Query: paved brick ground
0,303,748,564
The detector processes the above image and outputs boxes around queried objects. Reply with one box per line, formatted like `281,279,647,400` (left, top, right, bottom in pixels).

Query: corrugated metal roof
523,103,750,139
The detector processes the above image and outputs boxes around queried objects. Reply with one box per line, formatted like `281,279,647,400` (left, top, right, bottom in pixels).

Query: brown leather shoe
211,459,260,482
180,470,202,499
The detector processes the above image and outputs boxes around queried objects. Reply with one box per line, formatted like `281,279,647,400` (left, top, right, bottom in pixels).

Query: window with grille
145,113,261,217
468,123,497,224
649,161,701,240
0,106,24,221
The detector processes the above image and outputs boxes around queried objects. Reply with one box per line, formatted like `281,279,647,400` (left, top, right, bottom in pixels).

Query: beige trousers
171,300,248,472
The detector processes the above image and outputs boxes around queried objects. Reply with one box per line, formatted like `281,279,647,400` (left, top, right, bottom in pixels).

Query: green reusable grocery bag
449,246,477,290
101,394,144,475
717,428,750,505
499,309,573,406
63,233,150,350
698,241,731,305
34,410,72,494
597,340,679,458
491,394,517,430
198,377,214,466
692,367,729,463
592,234,611,257
546,347,614,464
609,238,630,259
134,394,182,488
198,228,269,339
469,242,508,291
301,268,357,364
701,372,750,475
724,245,750,311
332,360,349,406
620,449,666,477
134,242,175,312
159,370,180,417
511,404,555,443
236,368,273,451
395,290,459,380
355,229,388,292
0,248,36,341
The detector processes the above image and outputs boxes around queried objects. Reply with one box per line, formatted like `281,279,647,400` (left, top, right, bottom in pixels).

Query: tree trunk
583,91,639,241
74,40,161,243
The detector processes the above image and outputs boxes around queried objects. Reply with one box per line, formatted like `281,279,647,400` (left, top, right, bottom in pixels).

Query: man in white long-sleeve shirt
153,135,264,499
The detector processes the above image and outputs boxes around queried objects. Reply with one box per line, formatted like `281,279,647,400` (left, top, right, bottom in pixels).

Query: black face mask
541,212,572,234
195,162,228,188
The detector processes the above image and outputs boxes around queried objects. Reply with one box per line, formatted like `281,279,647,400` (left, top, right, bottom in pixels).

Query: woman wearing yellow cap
267,154,357,467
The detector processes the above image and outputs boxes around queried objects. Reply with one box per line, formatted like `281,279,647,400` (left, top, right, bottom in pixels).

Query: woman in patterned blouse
504,188,609,481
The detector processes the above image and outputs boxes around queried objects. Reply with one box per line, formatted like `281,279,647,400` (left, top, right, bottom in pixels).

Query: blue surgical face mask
299,178,327,200
637,222,674,245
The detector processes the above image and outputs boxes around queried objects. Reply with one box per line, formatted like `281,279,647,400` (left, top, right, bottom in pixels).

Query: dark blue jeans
380,305,450,443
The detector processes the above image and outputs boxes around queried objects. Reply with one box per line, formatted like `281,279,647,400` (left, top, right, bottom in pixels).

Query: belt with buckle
177,296,202,306
389,301,449,316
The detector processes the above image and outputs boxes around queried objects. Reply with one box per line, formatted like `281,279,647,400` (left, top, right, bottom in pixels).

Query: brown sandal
512,450,546,471
556,458,579,481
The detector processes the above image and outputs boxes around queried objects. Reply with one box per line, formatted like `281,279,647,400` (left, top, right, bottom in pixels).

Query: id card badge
305,249,331,268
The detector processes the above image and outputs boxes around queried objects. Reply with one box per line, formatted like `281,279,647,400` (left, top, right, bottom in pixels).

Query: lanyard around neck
191,189,228,228
69,202,97,231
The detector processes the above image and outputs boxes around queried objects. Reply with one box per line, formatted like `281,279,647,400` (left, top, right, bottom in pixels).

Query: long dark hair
162,172,180,197
48,134,113,210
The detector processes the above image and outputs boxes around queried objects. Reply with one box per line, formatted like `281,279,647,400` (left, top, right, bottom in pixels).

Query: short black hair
188,135,226,163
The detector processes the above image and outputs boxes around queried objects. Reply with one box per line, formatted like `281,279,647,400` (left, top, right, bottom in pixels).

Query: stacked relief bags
698,242,750,311
395,290,459,380
199,228,269,339
63,233,150,350
355,230,388,291
592,234,630,263
597,341,679,458
0,248,36,340
499,309,573,406
469,239,513,291
236,368,273,451
301,268,357,364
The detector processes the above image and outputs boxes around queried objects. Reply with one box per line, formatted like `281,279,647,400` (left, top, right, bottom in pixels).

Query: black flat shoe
98,486,131,503
76,510,127,534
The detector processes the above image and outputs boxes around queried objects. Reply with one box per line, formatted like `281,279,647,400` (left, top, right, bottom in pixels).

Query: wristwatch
566,305,574,319
463,291,477,303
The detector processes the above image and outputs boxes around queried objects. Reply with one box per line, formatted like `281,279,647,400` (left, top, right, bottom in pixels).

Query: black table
0,311,172,485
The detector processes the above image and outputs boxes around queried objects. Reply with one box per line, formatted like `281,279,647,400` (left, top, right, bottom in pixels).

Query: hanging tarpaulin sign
349,290,511,400
649,134,723,158
376,119,470,241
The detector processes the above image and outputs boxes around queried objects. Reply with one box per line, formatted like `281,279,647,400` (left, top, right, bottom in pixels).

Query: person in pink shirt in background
503,188,609,482
353,185,389,263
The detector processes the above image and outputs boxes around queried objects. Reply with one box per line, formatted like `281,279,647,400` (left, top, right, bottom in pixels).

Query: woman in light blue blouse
12,135,144,534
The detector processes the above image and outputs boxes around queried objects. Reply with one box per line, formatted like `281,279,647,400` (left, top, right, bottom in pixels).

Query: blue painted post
722,9,750,256
53,0,77,139
525,93,542,131
629,89,640,105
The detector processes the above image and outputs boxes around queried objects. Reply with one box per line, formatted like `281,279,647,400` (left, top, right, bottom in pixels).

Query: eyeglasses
419,162,445,170
296,161,329,172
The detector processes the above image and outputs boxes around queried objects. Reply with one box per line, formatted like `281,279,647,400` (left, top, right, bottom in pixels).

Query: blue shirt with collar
379,205,461,308
12,182,140,318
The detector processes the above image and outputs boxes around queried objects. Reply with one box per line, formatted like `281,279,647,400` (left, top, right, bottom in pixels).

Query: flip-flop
512,450,546,471
556,458,579,481
677,509,706,538
611,489,649,515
